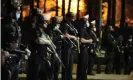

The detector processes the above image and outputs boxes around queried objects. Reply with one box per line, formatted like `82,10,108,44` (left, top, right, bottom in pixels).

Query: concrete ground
19,64,129,80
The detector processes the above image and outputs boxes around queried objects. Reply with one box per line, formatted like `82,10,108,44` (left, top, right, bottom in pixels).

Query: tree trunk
88,0,93,20
120,0,125,29
20,1,23,21
44,0,46,13
68,0,71,13
37,0,39,8
30,0,34,10
76,0,80,20
56,0,58,16
62,0,65,17
97,0,103,46
107,0,112,26
112,0,116,27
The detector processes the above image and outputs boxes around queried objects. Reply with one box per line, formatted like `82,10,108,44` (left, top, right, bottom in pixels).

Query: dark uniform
113,35,125,74
104,26,116,74
77,18,92,80
60,12,78,80
1,11,28,80
26,13,50,80
87,22,98,75
47,17,63,80
124,35,133,74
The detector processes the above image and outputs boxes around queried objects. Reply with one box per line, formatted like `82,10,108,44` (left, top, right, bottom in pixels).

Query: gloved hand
60,35,65,39
25,48,31,57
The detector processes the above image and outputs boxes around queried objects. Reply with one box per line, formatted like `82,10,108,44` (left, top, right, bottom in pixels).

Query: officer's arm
37,38,51,45
52,35,63,42
80,38,93,44
64,33,77,41
80,28,93,44
35,29,51,45
60,23,77,41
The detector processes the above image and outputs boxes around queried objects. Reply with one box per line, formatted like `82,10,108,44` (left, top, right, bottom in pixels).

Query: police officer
104,25,116,74
60,12,78,80
1,3,30,80
26,13,51,80
113,34,125,74
47,16,64,80
87,20,98,75
77,17,93,80
124,35,133,74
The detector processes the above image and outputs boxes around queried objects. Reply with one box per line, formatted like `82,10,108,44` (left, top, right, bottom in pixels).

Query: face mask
16,12,20,20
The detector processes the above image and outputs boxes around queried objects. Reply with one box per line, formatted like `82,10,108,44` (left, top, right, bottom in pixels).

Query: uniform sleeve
91,31,97,43
107,33,116,48
60,23,68,34
80,28,85,38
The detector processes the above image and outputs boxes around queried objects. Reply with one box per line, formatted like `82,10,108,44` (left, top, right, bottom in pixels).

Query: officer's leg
105,50,114,74
11,69,19,80
53,60,60,80
96,56,101,73
124,51,130,74
39,59,50,80
53,57,60,80
50,54,55,79
62,47,69,80
77,51,83,80
11,55,23,80
88,54,95,75
68,52,73,80
82,48,88,80
26,55,40,80
77,47,88,80
52,49,61,80
115,52,121,74
128,54,133,74
2,67,12,80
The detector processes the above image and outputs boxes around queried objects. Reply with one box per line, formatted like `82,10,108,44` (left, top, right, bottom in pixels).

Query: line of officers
1,7,133,80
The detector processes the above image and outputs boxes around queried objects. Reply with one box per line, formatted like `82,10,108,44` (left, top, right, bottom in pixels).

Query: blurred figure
26,13,51,80
124,35,133,74
47,16,64,80
1,1,30,80
60,12,78,80
113,34,125,74
104,25,116,74
87,20,98,75
77,16,93,80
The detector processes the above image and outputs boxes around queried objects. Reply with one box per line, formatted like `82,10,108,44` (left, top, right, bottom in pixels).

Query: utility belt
81,43,95,48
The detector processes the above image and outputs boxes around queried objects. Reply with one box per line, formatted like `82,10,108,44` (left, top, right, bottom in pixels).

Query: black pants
50,50,61,80
26,54,50,80
96,56,102,73
113,52,124,74
105,49,114,74
2,55,21,80
124,53,133,74
87,53,95,74
77,46,88,80
62,45,73,80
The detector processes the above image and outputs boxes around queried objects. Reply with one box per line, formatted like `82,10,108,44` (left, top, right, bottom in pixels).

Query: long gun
109,33,120,52
55,28,80,53
55,28,77,48
43,32,65,68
